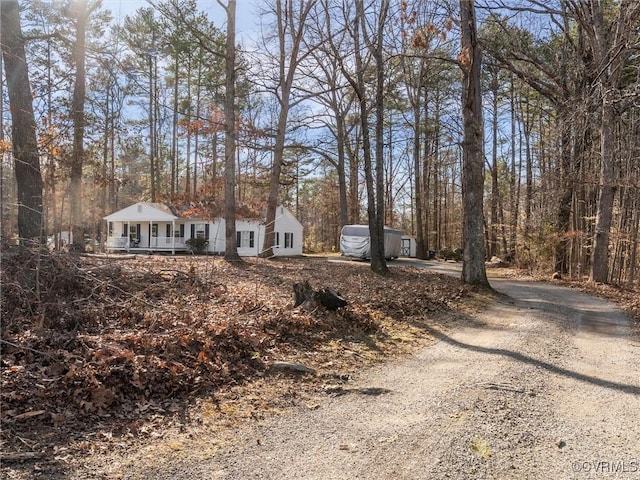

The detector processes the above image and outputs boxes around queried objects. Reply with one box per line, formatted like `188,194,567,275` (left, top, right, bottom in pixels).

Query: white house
104,202,303,257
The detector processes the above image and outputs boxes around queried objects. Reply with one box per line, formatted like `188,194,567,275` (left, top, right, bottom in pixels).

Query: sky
99,0,259,41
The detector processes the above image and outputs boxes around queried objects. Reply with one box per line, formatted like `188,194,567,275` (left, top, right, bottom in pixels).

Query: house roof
104,202,177,222
105,201,301,226
170,201,264,220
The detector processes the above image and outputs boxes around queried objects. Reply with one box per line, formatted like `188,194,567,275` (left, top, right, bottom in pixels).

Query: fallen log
1,451,46,463
270,361,316,375
293,281,347,311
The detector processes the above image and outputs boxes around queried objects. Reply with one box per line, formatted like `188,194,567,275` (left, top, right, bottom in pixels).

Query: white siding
401,235,417,257
105,204,302,256
273,206,303,256
235,219,262,256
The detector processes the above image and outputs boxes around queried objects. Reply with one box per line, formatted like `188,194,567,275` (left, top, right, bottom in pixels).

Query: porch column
171,220,175,255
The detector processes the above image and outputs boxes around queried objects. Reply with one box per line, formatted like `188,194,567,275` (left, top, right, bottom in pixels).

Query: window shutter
137,224,141,239
275,232,279,247
190,224,195,239
236,231,241,248
205,224,210,240
166,224,170,237
250,231,255,248
180,224,185,237
123,224,128,237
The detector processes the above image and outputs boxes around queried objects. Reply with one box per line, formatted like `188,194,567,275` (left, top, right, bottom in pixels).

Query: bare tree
219,0,240,260
571,0,640,283
459,0,489,286
365,0,391,274
259,0,315,258
332,0,390,275
1,0,44,244
69,0,89,251
303,5,354,231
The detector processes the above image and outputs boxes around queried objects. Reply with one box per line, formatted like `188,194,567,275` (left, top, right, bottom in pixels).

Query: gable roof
104,202,177,222
105,202,302,227
170,201,265,221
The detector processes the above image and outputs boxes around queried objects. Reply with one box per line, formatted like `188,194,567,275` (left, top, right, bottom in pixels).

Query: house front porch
105,235,188,253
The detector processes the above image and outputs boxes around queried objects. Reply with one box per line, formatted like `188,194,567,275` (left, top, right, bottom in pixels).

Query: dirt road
76,268,640,480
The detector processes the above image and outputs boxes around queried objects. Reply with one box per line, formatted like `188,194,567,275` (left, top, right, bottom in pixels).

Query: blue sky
100,0,259,41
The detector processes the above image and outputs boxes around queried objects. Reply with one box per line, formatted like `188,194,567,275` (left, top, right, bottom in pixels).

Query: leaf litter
0,248,488,477
4,250,637,478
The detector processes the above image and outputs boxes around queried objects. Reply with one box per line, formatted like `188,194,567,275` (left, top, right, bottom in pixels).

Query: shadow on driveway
412,321,640,396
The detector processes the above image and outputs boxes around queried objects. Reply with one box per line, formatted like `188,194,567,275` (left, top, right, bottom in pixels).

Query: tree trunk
335,112,349,230
413,100,425,259
522,94,533,247
352,0,388,275
222,0,240,261
459,0,489,287
293,281,347,311
590,100,616,283
171,54,179,200
193,55,203,196
508,75,518,261
185,54,192,199
628,194,639,288
100,86,109,251
148,53,156,202
347,129,360,224
69,0,88,251
371,0,389,273
1,1,43,244
554,105,573,274
489,70,499,259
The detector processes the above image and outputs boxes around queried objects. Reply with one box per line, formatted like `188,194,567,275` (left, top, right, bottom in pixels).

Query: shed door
401,238,411,257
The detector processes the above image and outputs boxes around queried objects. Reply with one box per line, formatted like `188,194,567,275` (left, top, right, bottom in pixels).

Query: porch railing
106,236,186,249
150,236,186,249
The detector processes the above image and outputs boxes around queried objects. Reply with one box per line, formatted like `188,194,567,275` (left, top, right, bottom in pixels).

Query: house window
175,224,185,238
130,225,139,240
236,231,255,248
121,224,128,237
191,223,209,240
285,232,294,248
108,222,113,237
151,224,158,237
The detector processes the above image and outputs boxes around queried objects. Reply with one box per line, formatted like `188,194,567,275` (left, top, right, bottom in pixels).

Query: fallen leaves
1,248,476,473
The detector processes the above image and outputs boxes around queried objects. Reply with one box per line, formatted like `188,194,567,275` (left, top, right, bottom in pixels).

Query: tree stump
293,281,347,311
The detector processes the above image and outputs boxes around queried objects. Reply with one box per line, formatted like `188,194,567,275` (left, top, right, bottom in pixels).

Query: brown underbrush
1,249,480,475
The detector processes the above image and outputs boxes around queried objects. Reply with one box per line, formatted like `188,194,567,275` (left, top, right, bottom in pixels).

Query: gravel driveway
75,267,640,480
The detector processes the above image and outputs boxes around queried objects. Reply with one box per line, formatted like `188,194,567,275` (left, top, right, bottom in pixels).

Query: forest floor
1,251,638,479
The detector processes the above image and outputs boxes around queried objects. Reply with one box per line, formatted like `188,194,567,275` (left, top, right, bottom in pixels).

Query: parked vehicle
340,224,403,260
